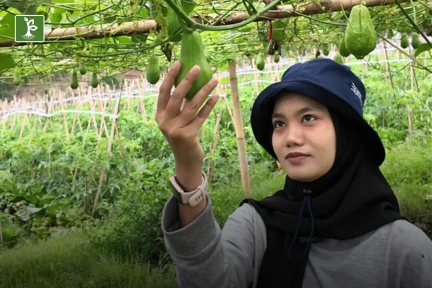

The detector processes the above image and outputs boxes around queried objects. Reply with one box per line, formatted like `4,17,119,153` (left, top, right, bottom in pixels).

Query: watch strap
169,171,208,206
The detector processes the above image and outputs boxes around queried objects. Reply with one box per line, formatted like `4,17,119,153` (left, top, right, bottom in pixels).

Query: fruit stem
164,0,283,31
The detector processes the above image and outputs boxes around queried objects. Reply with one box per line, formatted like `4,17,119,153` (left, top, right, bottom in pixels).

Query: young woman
156,58,432,288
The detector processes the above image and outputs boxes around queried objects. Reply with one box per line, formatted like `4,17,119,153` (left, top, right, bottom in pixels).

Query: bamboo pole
96,85,109,140
222,96,235,124
410,55,419,92
409,46,415,91
28,112,39,145
91,96,121,218
137,76,149,118
252,59,260,96
42,95,51,133
76,91,84,134
126,81,132,111
10,107,17,131
228,59,251,197
407,104,412,140
88,96,100,135
19,110,30,139
59,92,70,139
115,124,130,178
207,106,223,182
381,42,394,89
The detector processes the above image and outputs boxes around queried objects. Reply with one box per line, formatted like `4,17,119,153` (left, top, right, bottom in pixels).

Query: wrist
174,164,203,192
169,170,208,207
171,141,204,166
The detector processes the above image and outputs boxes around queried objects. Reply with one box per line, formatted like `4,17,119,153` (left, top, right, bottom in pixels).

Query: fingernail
191,65,200,73
210,78,218,85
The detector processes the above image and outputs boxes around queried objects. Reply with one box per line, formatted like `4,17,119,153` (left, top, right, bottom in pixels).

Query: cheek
318,129,337,164
272,135,281,154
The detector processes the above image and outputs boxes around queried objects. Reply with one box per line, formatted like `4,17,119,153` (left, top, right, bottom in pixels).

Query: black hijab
241,108,406,288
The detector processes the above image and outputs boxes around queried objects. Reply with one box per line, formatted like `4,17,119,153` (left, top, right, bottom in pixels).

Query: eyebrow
271,106,319,120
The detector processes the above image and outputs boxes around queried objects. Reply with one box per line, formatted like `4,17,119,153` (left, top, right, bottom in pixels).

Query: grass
0,140,431,287
0,231,177,288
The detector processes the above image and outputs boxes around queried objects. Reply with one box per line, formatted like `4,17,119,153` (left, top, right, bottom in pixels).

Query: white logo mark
23,17,38,40
351,82,363,105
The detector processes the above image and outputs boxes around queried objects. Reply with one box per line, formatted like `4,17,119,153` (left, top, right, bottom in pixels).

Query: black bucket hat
250,58,385,166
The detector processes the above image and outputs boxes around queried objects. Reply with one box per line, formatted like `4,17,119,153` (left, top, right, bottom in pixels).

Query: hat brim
250,80,386,166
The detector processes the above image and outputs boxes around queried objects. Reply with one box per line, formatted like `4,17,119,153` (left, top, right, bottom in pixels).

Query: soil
413,220,432,239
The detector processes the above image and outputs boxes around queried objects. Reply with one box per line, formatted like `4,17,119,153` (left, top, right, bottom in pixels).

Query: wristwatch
169,171,208,207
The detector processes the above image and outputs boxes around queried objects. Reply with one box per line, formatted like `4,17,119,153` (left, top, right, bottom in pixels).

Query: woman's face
271,92,336,182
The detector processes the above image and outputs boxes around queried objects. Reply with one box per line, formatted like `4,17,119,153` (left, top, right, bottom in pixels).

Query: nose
284,124,304,147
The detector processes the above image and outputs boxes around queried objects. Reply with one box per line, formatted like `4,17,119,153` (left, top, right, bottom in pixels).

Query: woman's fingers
157,61,180,113
176,77,219,127
165,65,201,118
191,94,220,130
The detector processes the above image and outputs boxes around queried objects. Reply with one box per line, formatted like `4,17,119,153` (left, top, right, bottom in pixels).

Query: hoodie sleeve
161,195,266,288
390,220,432,288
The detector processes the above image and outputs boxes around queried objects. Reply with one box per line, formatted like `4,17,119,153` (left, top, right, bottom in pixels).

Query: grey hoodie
162,195,432,288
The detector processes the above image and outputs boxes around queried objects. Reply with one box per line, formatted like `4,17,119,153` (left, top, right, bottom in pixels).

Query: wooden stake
411,59,419,92
91,96,121,218
115,124,129,178
75,90,84,134
407,104,412,140
96,86,109,141
207,107,223,182
88,96,100,135
28,113,39,145
1,102,6,130
19,111,31,139
228,59,251,197
252,59,259,96
138,79,147,120
59,92,70,139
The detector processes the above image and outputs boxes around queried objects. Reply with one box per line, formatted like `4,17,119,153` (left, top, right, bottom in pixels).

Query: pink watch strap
169,171,208,206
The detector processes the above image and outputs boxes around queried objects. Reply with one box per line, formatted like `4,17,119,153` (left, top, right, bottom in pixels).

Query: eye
302,114,317,123
273,120,284,128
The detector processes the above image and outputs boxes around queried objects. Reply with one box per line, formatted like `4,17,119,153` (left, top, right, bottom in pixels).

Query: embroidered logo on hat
350,82,363,106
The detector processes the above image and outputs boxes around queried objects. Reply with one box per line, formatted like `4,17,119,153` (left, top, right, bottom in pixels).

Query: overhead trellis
0,0,423,47
0,0,431,82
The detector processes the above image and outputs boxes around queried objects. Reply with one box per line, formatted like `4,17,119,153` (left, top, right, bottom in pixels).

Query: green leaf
132,34,148,43
83,15,96,25
414,43,432,57
5,0,38,14
0,54,15,74
181,0,196,14
116,36,132,44
272,19,287,42
138,7,148,18
50,10,63,23
0,13,15,42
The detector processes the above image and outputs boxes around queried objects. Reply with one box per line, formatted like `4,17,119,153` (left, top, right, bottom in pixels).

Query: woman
156,58,432,288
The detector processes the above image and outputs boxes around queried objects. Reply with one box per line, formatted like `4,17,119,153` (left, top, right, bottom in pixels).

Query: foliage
0,0,431,88
0,141,430,287
1,54,431,260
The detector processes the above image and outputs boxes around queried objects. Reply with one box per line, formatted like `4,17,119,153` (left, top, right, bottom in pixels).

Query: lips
286,152,309,159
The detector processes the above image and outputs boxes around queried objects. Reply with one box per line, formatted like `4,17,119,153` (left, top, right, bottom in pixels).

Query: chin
284,169,319,182
289,175,316,182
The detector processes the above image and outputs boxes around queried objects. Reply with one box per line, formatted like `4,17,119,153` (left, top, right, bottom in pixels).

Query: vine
0,0,430,85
